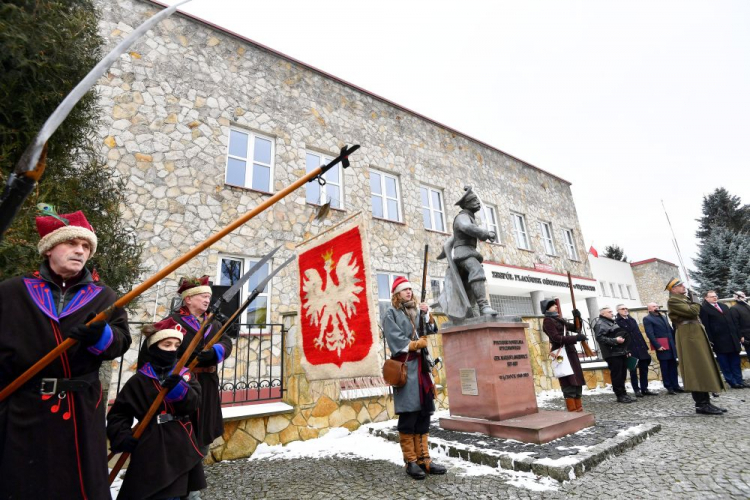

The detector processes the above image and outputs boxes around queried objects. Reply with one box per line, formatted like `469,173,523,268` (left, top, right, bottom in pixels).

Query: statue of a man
438,186,498,319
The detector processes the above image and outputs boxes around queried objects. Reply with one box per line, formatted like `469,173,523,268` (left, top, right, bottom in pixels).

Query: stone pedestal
439,321,594,444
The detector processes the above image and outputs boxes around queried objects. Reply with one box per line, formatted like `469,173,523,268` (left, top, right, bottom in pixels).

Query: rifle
0,144,359,403
567,272,595,357
418,245,435,373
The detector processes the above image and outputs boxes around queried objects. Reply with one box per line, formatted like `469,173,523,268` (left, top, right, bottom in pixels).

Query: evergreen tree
603,244,628,262
695,188,750,239
727,232,750,294
692,227,737,297
0,0,142,293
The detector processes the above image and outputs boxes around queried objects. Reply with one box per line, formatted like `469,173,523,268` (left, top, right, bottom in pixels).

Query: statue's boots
399,433,426,479
416,434,447,475
471,281,498,316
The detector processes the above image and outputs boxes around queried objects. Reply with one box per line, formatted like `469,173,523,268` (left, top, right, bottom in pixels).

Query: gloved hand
575,333,588,342
572,309,582,319
196,348,218,366
68,312,107,346
115,435,139,454
161,373,183,391
408,337,428,351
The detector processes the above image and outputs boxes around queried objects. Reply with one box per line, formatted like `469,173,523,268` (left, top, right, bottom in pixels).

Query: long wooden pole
0,146,359,402
567,271,595,357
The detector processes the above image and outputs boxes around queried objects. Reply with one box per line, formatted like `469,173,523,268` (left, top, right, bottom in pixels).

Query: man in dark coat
729,291,750,357
0,210,131,499
616,304,656,397
643,302,682,394
593,306,635,403
666,279,726,415
700,290,745,388
542,300,587,411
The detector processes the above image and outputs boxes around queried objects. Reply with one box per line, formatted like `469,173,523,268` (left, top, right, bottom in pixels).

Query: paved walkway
202,388,750,499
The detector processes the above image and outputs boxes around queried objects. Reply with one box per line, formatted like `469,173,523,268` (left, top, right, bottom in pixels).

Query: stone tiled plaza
201,388,750,499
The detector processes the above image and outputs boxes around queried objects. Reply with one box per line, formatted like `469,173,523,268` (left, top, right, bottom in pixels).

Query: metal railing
109,322,286,407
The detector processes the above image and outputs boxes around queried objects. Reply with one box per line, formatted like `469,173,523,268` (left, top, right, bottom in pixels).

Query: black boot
695,404,723,415
406,461,426,479
617,395,634,403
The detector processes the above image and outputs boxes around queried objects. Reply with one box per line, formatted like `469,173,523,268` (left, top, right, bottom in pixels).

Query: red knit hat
36,210,97,257
178,275,212,300
391,276,412,294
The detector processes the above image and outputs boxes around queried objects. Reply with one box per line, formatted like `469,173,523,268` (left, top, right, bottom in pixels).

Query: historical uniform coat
542,316,584,387
0,265,130,500
643,313,677,361
382,304,436,414
171,308,232,448
667,293,725,392
699,301,742,354
107,364,206,500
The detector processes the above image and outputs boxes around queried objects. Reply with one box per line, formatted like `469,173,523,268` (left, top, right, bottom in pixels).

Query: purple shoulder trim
23,279,57,322
181,315,201,332
60,284,103,319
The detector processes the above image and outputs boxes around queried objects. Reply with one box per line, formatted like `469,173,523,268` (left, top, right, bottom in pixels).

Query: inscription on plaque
492,339,531,380
459,368,479,396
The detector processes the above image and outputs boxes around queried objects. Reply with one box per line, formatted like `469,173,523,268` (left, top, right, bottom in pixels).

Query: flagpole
661,200,692,289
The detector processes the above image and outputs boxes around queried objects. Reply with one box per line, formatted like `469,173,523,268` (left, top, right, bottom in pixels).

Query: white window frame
511,212,530,250
305,151,344,209
429,277,445,304
563,229,579,260
420,185,446,232
225,128,275,192
619,284,627,299
627,285,634,300
370,170,402,222
216,254,273,333
610,283,618,298
481,205,500,244
600,281,609,297
539,221,556,256
376,272,403,321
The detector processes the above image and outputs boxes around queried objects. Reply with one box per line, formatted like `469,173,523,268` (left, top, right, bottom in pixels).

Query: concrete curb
369,422,661,482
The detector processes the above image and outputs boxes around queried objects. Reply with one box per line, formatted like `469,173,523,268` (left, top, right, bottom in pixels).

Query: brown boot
399,433,425,479
416,434,447,475
565,398,577,412
575,398,583,412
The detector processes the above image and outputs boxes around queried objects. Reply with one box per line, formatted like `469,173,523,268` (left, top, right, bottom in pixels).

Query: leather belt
192,366,216,374
26,371,98,395
679,320,701,326
156,413,190,424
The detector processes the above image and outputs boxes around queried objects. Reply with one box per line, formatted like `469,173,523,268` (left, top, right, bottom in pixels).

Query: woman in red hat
382,276,447,479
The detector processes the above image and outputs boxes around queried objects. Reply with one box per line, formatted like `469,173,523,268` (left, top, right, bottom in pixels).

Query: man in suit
615,304,656,396
729,291,750,355
643,302,682,394
699,290,746,389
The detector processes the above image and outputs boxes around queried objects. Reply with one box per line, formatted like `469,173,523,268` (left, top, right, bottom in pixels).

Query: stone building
630,258,680,308
95,0,598,461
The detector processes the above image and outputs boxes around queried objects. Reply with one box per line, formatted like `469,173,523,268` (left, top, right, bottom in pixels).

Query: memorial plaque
459,368,479,395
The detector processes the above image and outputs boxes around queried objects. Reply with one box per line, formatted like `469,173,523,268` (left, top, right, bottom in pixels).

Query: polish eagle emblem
301,249,364,357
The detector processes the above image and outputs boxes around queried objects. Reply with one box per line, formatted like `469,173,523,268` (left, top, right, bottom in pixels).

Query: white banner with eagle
296,212,382,384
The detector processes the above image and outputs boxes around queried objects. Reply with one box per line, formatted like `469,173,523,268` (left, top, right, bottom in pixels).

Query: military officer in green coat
665,278,727,415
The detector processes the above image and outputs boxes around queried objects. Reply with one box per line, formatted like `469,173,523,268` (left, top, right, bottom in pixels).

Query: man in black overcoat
0,210,130,499
700,290,746,388
616,304,657,396
729,291,750,358
643,302,682,394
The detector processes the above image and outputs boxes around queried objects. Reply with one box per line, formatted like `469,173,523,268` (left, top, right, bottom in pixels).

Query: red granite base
439,410,595,444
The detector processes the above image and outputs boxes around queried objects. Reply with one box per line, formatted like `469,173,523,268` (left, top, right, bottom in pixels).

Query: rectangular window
627,285,634,300
429,277,445,305
610,283,618,298
305,151,343,209
481,205,499,243
225,128,274,192
563,229,578,260
539,221,556,255
511,213,530,250
619,284,627,299
600,281,608,297
370,170,402,222
420,186,446,232
217,255,272,328
376,272,404,321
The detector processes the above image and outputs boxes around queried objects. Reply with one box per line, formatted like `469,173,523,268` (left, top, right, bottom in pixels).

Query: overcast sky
162,0,750,274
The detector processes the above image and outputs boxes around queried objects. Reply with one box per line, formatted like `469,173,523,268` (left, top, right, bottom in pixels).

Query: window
225,128,274,192
563,229,578,260
370,170,401,222
481,205,499,243
627,285,634,300
511,213,530,250
305,151,343,209
420,186,446,232
619,284,627,298
376,272,403,320
489,294,535,316
610,283,618,298
217,255,272,327
600,281,609,297
429,277,445,305
539,222,556,255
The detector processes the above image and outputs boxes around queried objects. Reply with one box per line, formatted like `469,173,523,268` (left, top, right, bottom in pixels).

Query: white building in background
588,255,642,312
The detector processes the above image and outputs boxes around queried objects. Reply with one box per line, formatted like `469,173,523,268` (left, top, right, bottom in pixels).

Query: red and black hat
36,210,97,257
178,275,212,300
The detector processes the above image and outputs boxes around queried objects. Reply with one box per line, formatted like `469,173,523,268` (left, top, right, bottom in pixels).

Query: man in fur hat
0,210,131,499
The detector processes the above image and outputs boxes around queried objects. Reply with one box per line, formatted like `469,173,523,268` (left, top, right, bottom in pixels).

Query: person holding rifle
665,278,726,415
383,276,446,479
108,325,206,499
0,210,131,499
542,300,587,411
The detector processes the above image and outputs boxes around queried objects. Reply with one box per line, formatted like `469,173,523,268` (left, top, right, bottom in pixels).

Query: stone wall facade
631,259,680,308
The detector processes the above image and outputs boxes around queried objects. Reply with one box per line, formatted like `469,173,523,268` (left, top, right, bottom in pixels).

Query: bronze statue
438,186,498,321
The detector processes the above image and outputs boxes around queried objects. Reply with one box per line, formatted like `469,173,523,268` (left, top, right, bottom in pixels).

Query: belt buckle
157,413,171,424
40,378,58,395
